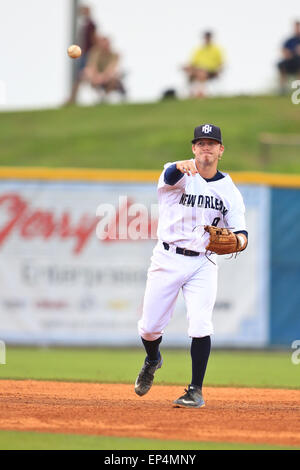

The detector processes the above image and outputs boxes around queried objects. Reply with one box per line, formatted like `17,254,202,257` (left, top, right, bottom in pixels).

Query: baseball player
134,124,248,408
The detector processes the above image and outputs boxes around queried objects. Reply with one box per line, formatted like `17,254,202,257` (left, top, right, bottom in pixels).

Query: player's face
192,139,224,169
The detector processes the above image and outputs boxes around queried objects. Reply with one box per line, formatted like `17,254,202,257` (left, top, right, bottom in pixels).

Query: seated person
83,35,126,98
183,31,224,98
277,21,300,94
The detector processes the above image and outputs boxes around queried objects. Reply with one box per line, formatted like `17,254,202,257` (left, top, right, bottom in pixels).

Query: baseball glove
204,225,242,255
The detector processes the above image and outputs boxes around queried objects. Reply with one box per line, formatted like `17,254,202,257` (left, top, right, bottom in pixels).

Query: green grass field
0,430,295,451
0,347,298,450
0,95,299,173
0,347,298,389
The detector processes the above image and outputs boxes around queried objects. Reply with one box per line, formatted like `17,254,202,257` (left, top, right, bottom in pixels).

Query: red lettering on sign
0,192,158,254
0,194,27,244
0,193,99,254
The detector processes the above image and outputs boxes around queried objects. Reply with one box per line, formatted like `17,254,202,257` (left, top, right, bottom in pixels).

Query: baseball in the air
67,45,82,59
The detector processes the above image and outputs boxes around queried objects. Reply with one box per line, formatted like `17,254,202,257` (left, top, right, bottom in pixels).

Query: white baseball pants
138,242,218,341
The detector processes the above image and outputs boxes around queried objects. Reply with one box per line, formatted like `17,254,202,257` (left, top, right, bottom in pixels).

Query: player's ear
219,144,225,159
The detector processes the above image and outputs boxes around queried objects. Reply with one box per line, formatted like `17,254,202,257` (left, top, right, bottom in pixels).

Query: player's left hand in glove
204,225,246,255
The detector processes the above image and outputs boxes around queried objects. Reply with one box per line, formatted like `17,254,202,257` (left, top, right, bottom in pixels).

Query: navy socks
142,336,162,363
190,336,211,389
141,335,211,385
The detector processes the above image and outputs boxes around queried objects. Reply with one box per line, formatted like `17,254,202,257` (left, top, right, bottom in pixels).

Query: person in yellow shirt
183,31,224,97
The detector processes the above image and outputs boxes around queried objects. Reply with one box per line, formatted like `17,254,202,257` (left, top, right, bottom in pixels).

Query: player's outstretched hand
176,160,198,176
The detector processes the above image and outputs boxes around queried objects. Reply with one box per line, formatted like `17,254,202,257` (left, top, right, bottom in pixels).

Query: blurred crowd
66,6,300,105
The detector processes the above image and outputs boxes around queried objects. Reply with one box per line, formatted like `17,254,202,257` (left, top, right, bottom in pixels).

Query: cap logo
202,124,212,134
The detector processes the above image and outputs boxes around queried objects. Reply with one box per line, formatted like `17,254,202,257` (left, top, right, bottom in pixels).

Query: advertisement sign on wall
0,180,269,347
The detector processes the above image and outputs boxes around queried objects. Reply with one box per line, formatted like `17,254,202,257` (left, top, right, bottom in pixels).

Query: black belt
163,242,200,257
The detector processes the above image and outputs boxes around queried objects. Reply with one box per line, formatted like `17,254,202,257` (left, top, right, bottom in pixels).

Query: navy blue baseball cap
191,124,222,144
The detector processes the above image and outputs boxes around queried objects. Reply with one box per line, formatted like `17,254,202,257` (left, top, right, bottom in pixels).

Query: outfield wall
0,168,299,348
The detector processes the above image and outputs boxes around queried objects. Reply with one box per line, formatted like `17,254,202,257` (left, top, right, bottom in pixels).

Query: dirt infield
0,380,300,447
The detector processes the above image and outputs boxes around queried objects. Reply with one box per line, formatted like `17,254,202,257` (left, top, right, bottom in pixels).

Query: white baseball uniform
138,159,247,341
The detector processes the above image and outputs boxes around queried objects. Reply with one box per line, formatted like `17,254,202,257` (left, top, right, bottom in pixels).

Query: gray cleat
173,384,205,408
134,355,163,396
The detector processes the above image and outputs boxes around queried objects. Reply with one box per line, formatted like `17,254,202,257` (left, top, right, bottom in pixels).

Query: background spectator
277,20,300,94
82,35,126,100
182,31,224,98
